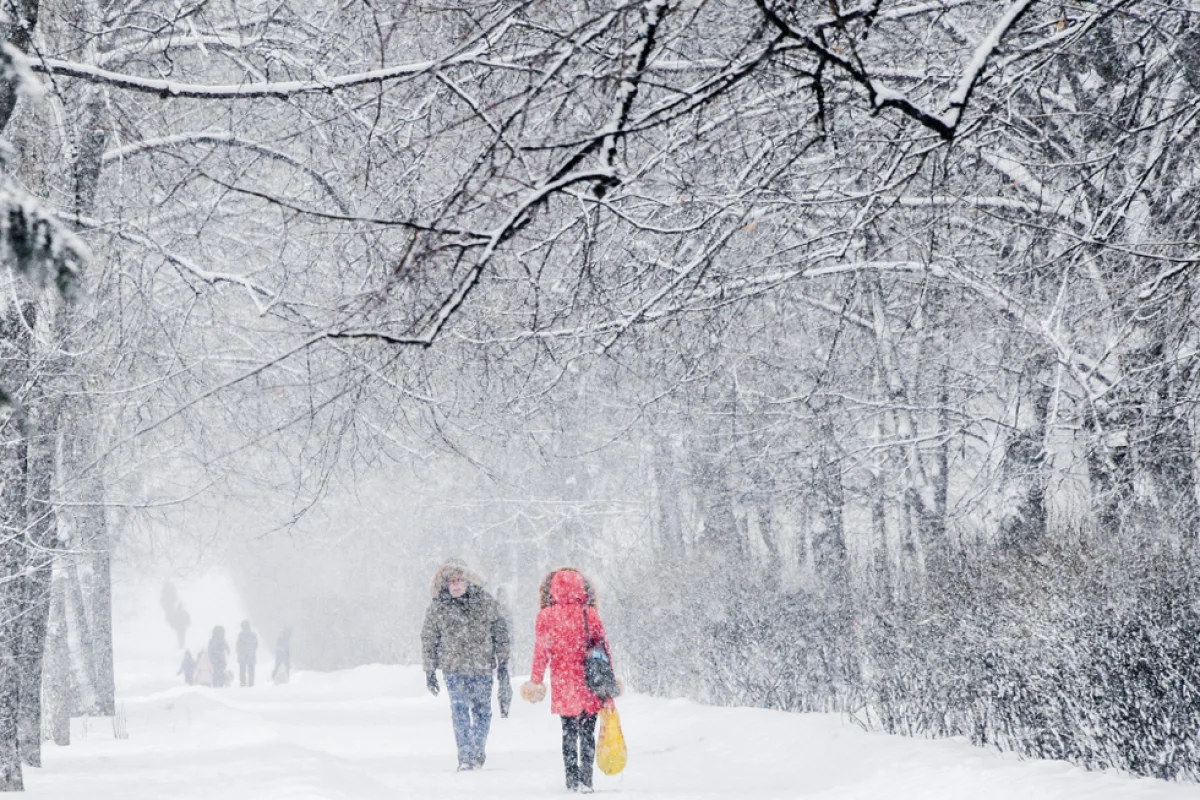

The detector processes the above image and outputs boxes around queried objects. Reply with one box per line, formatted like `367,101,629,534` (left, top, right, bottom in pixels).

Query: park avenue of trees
1,0,1199,790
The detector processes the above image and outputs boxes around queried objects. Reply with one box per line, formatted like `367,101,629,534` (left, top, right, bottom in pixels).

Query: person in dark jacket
208,626,231,688
273,627,293,684
177,649,196,685
421,561,511,771
236,620,259,687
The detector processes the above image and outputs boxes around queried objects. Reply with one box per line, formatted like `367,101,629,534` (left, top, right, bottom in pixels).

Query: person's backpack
582,609,618,700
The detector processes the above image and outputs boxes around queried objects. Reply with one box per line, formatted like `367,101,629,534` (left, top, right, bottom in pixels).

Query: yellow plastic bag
596,706,627,776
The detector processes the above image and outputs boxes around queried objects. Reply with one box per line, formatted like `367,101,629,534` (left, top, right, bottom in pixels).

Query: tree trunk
867,272,939,559
18,567,52,768
812,412,847,587
41,559,71,747
870,367,894,602
64,558,98,715
90,544,115,716
67,76,117,720
0,0,39,133
1000,357,1053,548
0,303,35,790
1133,341,1198,541
0,484,27,790
651,436,689,557
18,400,59,767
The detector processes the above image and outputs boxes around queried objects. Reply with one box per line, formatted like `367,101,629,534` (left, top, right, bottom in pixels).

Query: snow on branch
980,150,1093,228
97,15,279,68
102,132,352,214
942,0,1037,128
754,0,1038,140
939,264,1112,397
601,0,669,171
1,187,86,302
330,168,618,348
0,183,87,419
70,216,275,312
30,44,495,100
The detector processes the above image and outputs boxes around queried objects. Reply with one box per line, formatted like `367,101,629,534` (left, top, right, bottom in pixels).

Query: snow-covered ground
23,574,1200,799
23,664,1200,800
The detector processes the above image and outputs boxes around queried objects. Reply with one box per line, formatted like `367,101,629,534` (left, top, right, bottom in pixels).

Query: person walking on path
236,620,259,687
208,626,231,688
273,627,293,684
193,646,214,687
421,561,511,771
522,568,615,793
177,649,196,685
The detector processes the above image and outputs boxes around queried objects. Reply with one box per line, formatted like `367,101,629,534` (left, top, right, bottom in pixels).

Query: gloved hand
520,681,546,703
497,665,512,718
426,671,440,696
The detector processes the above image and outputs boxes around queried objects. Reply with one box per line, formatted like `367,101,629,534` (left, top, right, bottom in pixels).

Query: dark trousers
561,712,597,789
446,673,493,767
239,660,255,687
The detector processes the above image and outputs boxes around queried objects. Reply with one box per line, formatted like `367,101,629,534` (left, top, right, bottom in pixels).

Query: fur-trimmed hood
429,561,487,598
538,568,597,609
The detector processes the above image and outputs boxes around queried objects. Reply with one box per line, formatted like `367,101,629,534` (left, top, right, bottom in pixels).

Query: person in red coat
524,568,614,793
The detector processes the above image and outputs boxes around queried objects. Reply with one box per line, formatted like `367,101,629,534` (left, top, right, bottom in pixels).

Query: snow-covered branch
753,0,1040,139
942,0,1038,127
31,45,494,99
103,132,351,213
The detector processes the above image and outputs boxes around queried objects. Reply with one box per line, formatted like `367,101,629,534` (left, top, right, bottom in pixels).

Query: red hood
550,570,589,606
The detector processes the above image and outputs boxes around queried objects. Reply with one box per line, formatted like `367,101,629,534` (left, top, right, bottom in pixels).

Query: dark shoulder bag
582,607,618,701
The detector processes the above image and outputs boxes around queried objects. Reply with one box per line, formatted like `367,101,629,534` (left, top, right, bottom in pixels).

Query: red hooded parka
530,569,613,717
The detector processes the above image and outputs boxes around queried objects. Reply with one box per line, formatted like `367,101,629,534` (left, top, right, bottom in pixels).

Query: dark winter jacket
421,563,511,676
237,630,258,663
178,651,196,683
531,568,613,717
275,629,293,673
209,631,230,667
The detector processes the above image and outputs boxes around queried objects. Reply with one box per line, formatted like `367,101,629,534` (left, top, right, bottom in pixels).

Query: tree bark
64,557,98,715
812,412,847,586
0,0,39,134
89,540,116,716
0,306,34,790
1000,357,1053,548
17,567,52,768
41,558,71,747
62,79,117,719
18,397,60,767
0,498,28,790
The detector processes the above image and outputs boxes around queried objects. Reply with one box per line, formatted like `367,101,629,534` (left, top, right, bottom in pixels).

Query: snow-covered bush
615,542,1200,781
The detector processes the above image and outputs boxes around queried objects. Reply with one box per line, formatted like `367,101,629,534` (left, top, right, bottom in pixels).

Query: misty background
3,0,1200,792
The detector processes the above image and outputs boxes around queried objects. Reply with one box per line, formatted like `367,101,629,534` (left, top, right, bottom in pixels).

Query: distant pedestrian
236,620,259,687
273,627,293,684
194,647,214,687
208,626,231,688
522,568,616,793
421,561,511,771
175,603,191,648
177,649,196,685
160,583,191,647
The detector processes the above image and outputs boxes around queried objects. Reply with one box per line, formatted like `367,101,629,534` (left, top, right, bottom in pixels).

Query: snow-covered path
22,664,1200,799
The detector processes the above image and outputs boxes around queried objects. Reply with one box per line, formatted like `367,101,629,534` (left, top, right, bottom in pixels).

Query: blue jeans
445,673,493,766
